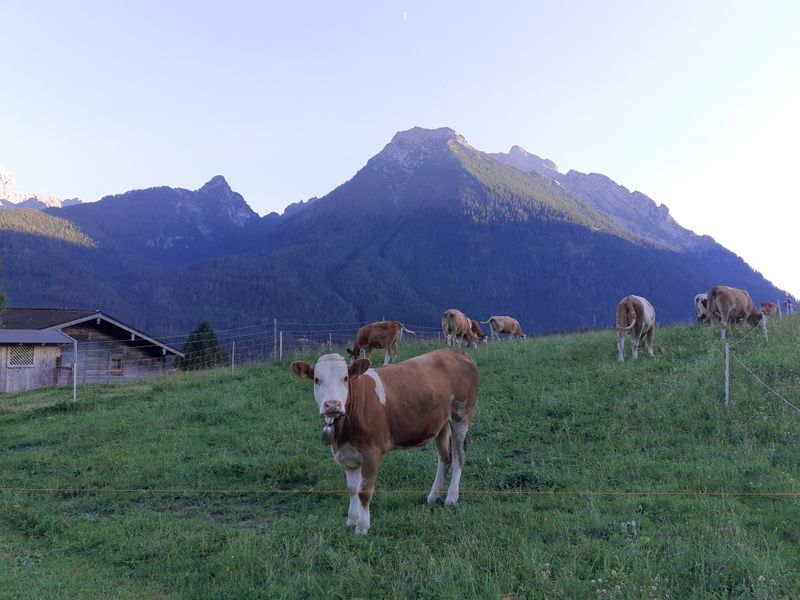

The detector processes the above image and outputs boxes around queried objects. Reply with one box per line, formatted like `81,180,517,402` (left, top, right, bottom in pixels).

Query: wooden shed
1,308,184,391
0,329,74,393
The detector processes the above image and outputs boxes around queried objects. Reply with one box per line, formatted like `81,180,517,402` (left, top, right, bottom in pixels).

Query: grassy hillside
2,318,800,598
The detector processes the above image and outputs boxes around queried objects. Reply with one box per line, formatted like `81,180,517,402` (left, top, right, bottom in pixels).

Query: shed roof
0,329,74,345
1,308,98,330
1,308,183,358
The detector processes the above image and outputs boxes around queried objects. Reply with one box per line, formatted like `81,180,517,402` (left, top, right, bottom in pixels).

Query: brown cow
707,286,767,342
760,301,781,318
346,321,416,366
291,349,479,535
486,316,526,341
470,319,488,344
442,309,474,348
615,295,656,362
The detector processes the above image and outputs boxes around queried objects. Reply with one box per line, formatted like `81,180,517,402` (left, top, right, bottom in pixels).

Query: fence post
724,343,730,407
279,331,283,361
72,339,78,402
231,341,235,371
273,318,277,357
329,333,332,351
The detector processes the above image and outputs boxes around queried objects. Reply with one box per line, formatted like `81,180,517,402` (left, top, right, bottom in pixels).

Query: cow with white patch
346,320,416,366
486,316,526,341
441,309,475,348
470,319,488,344
694,293,710,324
707,286,767,342
615,295,656,362
291,349,479,535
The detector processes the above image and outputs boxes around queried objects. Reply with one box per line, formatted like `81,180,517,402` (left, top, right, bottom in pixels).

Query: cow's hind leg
631,333,640,360
427,424,452,505
616,330,625,362
445,400,470,506
645,327,655,357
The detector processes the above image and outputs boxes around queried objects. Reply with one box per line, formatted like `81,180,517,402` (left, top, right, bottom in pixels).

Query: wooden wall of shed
0,345,62,393
59,325,168,384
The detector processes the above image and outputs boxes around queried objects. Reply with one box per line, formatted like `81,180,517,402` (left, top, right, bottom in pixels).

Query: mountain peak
389,126,463,146
491,146,559,174
198,175,232,193
0,166,67,209
370,126,469,175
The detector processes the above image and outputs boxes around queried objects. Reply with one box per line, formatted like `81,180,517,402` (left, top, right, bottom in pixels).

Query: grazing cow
707,286,767,342
694,293,710,324
486,316,526,341
469,319,488,344
347,321,416,366
291,349,479,535
615,295,656,362
442,309,474,348
760,301,781,318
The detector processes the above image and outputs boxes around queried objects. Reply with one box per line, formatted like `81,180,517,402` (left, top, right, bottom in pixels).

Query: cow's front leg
345,469,362,527
355,451,382,535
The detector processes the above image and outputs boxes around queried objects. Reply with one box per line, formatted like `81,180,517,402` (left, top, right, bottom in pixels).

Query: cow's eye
343,376,348,382
313,378,320,385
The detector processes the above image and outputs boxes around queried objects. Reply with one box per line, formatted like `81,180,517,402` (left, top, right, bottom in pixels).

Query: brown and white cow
760,301,781,318
707,286,767,342
694,293,710,324
469,319,488,344
615,295,656,362
486,316,526,341
291,349,479,535
346,321,416,366
442,309,475,348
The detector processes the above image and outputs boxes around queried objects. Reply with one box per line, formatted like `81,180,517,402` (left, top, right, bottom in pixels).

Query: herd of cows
290,284,777,534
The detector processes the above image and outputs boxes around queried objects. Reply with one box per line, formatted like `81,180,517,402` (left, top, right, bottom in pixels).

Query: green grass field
2,317,800,599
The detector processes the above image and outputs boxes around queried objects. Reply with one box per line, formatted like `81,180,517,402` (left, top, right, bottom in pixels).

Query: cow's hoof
354,526,369,535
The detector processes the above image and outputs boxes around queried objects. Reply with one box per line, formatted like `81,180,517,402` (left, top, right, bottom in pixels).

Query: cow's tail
401,324,417,336
479,319,492,324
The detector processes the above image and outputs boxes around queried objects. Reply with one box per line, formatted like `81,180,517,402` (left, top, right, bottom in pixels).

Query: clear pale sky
2,1,798,295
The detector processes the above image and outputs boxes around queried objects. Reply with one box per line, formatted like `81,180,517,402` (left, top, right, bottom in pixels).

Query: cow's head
291,354,371,421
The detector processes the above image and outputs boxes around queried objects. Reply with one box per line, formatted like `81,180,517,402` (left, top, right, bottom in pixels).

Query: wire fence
10,311,800,422
39,319,446,394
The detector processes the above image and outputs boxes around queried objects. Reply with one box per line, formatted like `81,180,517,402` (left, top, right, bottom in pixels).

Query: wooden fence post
724,343,730,407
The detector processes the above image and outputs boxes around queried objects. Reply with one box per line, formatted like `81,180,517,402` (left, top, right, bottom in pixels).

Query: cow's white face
291,354,371,422
312,354,350,418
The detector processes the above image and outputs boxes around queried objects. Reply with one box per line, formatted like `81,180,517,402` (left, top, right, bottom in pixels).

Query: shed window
109,354,125,375
8,345,35,367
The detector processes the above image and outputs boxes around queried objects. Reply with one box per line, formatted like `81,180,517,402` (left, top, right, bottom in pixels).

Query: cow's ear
348,358,370,379
291,361,314,380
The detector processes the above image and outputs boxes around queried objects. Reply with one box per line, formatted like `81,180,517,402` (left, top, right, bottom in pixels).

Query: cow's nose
323,400,342,414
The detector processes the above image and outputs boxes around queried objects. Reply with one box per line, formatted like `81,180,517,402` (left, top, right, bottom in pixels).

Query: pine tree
178,320,229,370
